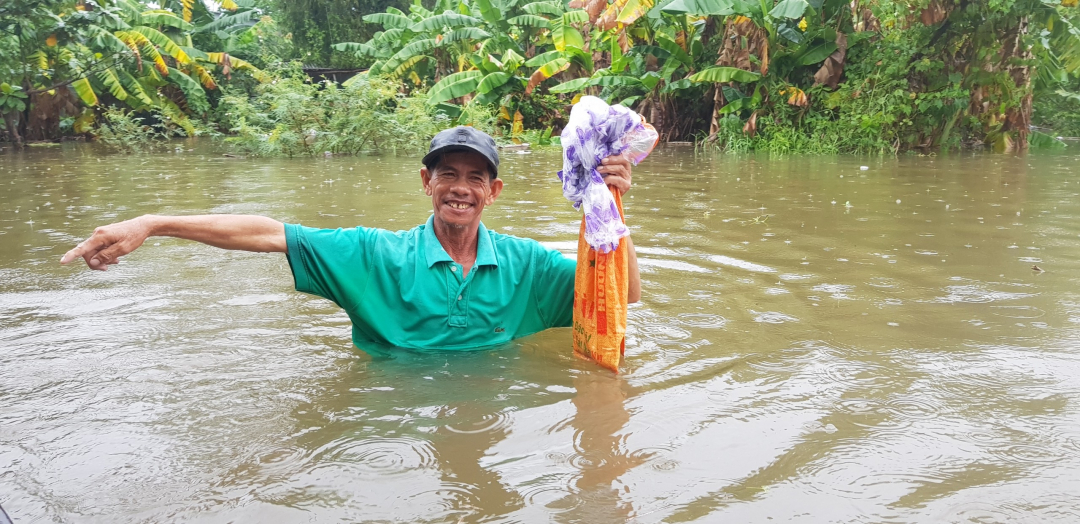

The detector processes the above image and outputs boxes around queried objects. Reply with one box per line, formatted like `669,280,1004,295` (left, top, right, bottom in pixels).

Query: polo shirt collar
422,215,499,269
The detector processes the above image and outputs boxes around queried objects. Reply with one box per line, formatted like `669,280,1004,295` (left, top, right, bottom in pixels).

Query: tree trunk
707,84,724,141
25,89,78,142
3,111,22,145
1000,15,1033,150
649,96,666,142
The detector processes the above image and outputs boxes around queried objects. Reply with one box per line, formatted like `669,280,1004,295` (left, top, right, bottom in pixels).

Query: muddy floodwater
2,143,1079,523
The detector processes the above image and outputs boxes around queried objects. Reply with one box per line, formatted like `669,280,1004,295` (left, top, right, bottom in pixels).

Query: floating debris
498,143,530,152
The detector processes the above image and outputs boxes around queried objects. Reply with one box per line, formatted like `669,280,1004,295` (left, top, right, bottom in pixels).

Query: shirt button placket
448,263,467,327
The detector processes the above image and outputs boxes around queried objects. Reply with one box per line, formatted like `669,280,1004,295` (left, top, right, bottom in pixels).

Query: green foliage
516,93,565,130
0,0,267,143
0,83,28,113
689,67,762,84
220,68,449,157
335,0,581,132
271,0,408,67
1033,84,1080,137
8,0,1080,152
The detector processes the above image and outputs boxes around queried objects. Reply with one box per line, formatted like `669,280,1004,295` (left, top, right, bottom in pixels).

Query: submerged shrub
220,68,449,157
94,107,171,153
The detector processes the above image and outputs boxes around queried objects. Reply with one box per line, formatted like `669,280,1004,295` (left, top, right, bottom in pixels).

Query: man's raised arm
60,215,286,271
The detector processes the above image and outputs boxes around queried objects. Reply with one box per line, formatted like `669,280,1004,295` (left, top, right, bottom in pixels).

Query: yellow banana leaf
71,77,99,106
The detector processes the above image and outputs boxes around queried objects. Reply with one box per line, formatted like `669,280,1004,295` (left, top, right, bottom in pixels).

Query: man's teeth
449,202,471,209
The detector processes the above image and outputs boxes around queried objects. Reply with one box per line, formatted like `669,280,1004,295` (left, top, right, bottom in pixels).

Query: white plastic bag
558,96,658,252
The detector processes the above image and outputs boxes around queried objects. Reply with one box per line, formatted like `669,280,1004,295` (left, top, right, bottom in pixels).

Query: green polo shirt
284,215,576,351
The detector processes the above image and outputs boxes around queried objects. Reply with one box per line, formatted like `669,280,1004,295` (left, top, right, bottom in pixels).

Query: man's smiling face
421,151,504,232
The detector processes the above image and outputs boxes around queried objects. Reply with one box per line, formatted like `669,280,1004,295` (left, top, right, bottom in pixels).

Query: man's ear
486,178,504,204
420,167,432,196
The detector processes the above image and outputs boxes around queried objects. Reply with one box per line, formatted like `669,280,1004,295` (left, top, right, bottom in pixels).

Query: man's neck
432,219,479,276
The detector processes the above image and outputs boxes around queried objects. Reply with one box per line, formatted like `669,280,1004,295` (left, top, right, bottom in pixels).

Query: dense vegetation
3,0,1080,154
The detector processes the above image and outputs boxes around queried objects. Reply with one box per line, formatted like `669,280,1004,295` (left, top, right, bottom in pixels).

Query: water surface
2,144,1079,522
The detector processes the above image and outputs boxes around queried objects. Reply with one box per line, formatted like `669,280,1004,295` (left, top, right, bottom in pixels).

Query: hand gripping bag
558,96,658,372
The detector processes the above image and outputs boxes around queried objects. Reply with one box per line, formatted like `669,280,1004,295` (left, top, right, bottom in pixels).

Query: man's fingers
60,240,92,265
60,223,143,270
60,248,79,265
603,174,631,195
93,243,128,266
63,235,111,269
600,156,632,173
598,155,633,195
82,252,106,271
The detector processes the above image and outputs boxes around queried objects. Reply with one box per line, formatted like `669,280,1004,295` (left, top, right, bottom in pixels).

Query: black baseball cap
422,126,500,178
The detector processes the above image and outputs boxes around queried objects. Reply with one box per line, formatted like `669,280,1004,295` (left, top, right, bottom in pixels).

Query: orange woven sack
571,189,628,373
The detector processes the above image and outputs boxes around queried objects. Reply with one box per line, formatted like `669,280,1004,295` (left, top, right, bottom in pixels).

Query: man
60,126,640,351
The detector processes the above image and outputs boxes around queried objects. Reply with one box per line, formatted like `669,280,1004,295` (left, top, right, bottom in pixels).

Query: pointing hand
60,216,151,271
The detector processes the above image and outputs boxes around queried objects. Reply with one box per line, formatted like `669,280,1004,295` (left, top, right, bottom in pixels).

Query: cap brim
422,145,498,177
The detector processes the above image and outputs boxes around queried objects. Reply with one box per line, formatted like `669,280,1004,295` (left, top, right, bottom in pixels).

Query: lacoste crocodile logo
494,327,505,333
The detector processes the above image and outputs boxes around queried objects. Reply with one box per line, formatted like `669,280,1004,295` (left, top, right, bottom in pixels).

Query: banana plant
67,3,261,119
334,0,496,84
2,0,263,143
544,13,710,136
336,0,588,123
658,0,868,137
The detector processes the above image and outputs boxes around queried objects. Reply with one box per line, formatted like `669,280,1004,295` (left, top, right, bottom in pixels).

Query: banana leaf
689,66,761,83
661,0,737,16
525,50,561,67
409,12,481,32
71,77,99,106
549,76,591,93
526,57,569,93
522,1,564,16
440,27,492,44
552,17,584,51
363,12,414,29
429,70,484,103
657,33,692,66
798,41,837,65
139,10,195,31
131,26,192,64
333,42,379,56
768,0,808,19
508,14,551,28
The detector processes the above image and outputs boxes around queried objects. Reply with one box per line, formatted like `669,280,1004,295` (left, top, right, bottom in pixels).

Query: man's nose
448,176,470,194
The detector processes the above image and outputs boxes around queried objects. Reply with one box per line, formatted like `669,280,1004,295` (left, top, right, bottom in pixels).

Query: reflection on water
2,144,1080,522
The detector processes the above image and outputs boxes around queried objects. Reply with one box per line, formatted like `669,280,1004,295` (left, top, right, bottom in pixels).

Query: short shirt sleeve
534,246,577,328
284,223,373,310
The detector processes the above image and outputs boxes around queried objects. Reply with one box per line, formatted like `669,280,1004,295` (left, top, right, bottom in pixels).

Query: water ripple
931,283,1035,304
708,255,777,273
518,474,582,513
444,410,512,435
636,323,693,344
675,313,727,329
314,436,439,475
989,305,1045,319
931,501,1027,522
750,310,799,324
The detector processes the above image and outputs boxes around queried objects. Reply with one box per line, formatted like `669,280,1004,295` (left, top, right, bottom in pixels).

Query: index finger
61,238,103,265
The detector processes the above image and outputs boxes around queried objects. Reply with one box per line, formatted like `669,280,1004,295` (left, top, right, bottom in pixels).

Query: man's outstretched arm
60,215,286,271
